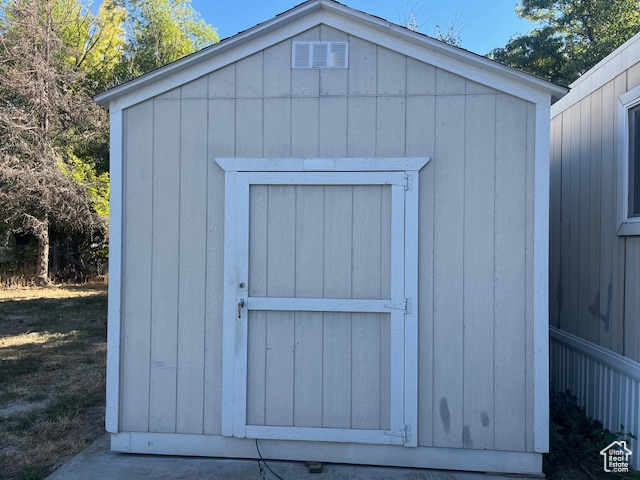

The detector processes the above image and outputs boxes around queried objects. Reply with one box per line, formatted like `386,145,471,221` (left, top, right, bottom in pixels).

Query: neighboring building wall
119,25,538,452
550,60,640,360
549,36,640,468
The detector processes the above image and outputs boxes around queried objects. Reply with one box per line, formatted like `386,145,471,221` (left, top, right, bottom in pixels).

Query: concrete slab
46,435,542,480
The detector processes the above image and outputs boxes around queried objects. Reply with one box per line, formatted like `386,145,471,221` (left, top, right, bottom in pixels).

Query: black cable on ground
255,438,285,480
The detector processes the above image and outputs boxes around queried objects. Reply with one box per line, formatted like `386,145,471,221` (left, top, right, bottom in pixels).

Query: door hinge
404,173,412,191
385,298,408,314
404,424,411,444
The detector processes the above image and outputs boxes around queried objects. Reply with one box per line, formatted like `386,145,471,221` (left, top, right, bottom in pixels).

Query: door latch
238,299,245,318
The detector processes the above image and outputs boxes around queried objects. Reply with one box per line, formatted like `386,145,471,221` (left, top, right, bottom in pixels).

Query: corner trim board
106,109,123,433
533,102,551,452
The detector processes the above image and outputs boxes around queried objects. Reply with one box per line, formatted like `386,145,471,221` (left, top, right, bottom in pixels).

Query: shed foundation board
47,434,538,480
110,433,543,475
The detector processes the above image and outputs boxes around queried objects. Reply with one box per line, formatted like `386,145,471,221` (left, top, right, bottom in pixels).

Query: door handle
238,299,245,318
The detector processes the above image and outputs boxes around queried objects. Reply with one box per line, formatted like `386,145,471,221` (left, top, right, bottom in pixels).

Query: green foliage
117,0,219,80
546,389,637,476
489,0,640,85
0,0,215,282
58,152,110,218
52,0,128,90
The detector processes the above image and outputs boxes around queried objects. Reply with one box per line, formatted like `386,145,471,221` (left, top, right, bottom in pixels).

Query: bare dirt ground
0,284,107,480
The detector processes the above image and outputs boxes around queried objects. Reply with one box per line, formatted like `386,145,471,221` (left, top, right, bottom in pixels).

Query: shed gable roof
95,0,566,110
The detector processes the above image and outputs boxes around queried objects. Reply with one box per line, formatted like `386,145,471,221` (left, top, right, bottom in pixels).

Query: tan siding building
550,32,640,469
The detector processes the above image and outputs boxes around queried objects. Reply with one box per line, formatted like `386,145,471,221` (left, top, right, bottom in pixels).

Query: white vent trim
292,41,349,69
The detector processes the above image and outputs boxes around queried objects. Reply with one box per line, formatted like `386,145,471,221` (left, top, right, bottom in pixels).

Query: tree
489,0,640,85
117,0,219,81
0,0,119,284
396,1,463,47
52,0,128,90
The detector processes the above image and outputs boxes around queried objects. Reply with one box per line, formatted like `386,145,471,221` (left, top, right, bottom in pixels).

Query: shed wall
550,61,640,361
119,25,537,452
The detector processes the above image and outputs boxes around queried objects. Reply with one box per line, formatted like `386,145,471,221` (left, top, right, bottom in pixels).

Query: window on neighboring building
617,86,640,235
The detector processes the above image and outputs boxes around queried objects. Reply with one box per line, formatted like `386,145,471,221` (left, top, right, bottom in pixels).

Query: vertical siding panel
600,82,615,350
376,97,406,157
588,89,602,345
266,307,295,426
494,94,527,451
205,97,234,434
406,93,436,447
294,186,324,427
247,311,266,426
149,99,180,433
236,52,263,97
351,186,382,430
263,98,291,157
433,69,465,448
434,69,466,94
155,87,180,100
380,186,391,430
559,110,572,332
293,312,323,426
249,186,268,298
628,62,640,90
319,97,347,157
376,47,405,95
294,186,324,298
525,103,536,452
263,41,291,97
265,186,296,426
176,97,207,434
319,25,347,95
291,98,319,157
612,73,627,356
578,98,592,341
208,64,235,97
292,27,320,96
348,97,376,157
323,186,353,428
465,81,496,94
550,114,562,328
567,103,581,336
236,99,263,157
462,91,496,450
182,77,208,98
406,58,435,94
121,101,153,432
348,35,376,95
247,186,268,425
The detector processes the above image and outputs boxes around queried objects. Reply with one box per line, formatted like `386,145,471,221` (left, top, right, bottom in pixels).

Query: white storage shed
95,0,566,475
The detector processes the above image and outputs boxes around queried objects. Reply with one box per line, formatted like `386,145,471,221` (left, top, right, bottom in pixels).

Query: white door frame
216,157,428,447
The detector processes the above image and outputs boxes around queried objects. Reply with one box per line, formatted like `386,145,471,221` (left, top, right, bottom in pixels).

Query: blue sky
190,0,537,55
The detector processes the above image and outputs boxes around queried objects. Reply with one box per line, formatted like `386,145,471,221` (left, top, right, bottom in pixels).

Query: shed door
221,170,418,447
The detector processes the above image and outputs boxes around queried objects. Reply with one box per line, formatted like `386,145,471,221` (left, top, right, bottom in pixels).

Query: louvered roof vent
293,42,349,69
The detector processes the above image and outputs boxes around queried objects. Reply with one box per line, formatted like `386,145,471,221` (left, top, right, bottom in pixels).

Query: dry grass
0,282,106,300
0,285,107,480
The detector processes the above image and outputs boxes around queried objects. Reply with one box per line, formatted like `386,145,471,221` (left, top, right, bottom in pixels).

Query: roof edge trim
552,31,640,116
